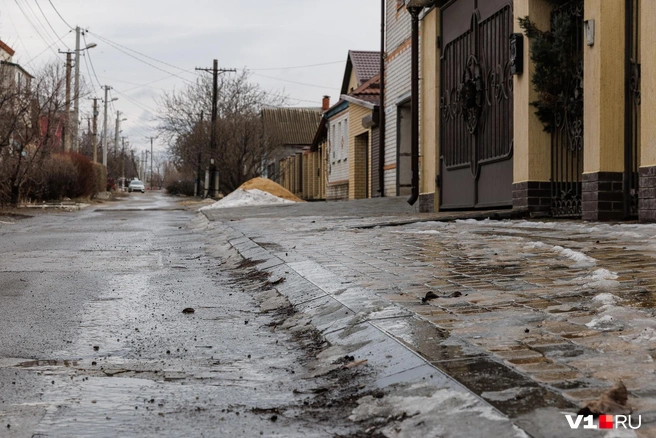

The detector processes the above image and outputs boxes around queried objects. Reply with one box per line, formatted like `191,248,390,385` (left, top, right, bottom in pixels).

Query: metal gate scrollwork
439,1,514,209
460,55,484,134
550,0,584,218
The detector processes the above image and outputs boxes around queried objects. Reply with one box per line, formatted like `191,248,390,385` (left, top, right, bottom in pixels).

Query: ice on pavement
200,188,296,210
350,384,529,438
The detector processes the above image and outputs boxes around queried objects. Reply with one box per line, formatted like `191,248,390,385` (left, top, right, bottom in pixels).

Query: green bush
166,180,195,196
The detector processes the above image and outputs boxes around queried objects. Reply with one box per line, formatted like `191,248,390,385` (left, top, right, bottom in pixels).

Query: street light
73,33,97,153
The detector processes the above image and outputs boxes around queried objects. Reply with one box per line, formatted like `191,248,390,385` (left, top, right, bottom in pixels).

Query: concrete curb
200,213,532,437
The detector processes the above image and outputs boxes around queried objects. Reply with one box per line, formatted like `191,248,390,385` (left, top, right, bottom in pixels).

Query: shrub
67,152,95,198
40,154,79,201
166,180,195,196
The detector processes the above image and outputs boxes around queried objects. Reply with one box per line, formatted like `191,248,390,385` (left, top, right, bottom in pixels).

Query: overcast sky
0,0,381,154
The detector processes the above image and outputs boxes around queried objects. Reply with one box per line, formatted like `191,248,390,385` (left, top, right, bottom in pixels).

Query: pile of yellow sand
238,177,304,203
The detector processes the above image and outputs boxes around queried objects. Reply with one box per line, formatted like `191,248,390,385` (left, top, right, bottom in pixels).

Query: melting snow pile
200,188,296,210
200,177,302,211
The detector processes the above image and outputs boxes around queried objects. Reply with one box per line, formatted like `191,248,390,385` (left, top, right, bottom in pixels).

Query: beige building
407,0,655,222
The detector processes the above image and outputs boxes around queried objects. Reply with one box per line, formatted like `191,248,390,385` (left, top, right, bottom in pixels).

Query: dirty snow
592,292,620,307
586,315,625,332
200,188,296,210
350,384,529,438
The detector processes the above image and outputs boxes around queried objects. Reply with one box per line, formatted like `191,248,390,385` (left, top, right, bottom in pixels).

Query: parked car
128,179,146,193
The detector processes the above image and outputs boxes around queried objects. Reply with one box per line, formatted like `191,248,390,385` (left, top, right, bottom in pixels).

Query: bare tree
157,70,285,194
0,61,68,206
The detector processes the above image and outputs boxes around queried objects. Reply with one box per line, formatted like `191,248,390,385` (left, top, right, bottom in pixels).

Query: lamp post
73,30,97,152
405,0,433,206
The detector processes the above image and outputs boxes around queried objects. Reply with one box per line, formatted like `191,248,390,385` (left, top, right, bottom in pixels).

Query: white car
128,179,145,193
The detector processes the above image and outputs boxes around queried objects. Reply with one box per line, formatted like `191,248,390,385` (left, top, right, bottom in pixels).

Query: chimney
322,95,330,112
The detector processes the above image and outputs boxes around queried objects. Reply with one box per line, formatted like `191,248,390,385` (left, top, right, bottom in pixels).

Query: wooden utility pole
195,60,235,198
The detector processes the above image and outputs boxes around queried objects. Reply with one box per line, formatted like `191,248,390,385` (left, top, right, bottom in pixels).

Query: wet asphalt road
0,193,363,438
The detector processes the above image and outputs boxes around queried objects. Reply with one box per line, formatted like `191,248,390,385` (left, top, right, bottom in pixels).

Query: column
512,0,553,215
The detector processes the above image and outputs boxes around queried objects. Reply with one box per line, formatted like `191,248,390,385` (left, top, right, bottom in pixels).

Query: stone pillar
512,0,553,215
582,0,626,221
640,1,656,222
419,7,439,212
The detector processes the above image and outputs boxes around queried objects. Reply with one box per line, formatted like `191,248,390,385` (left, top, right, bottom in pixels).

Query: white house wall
384,0,412,196
328,111,350,184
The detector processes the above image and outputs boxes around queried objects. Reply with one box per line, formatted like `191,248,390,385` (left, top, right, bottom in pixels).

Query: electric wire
19,0,60,48
12,0,60,57
82,32,103,89
251,72,334,90
88,33,195,85
2,0,33,60
87,31,199,78
47,0,73,30
33,0,70,49
24,29,71,66
250,60,343,71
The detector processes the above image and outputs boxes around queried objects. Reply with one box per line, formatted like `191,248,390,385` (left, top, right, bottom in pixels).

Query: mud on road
0,194,380,438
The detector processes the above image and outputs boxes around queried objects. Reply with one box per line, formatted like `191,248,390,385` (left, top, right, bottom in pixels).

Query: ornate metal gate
439,0,514,210
624,0,641,218
550,0,584,218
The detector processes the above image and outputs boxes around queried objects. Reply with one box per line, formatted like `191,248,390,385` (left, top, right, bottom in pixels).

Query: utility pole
73,26,81,152
91,98,99,163
102,87,117,167
102,86,110,166
114,111,126,161
60,50,73,152
146,137,156,191
121,136,128,190
195,111,204,197
195,60,235,198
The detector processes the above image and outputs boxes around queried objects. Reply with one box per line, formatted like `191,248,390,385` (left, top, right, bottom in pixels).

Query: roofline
340,94,376,110
0,39,16,57
0,60,34,79
324,100,349,119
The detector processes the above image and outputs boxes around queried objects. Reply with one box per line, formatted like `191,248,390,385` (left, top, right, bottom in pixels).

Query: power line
24,29,71,66
87,30,199,77
88,32,195,84
12,0,60,57
250,60,343,71
19,0,59,47
33,0,70,49
251,72,334,90
47,0,73,30
82,32,103,88
3,0,33,60
112,88,158,114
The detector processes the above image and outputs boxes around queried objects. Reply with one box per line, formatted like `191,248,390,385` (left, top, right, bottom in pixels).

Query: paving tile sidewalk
203,198,656,437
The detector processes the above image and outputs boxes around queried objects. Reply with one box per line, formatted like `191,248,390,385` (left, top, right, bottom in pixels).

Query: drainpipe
379,0,386,197
407,5,421,206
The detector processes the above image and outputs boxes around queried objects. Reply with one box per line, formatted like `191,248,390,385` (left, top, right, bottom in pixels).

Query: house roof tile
262,107,322,146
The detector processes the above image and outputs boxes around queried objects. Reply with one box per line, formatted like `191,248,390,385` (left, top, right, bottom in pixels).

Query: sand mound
238,177,303,203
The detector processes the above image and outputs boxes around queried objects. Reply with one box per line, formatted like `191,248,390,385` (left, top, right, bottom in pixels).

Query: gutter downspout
407,6,421,206
379,0,386,197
